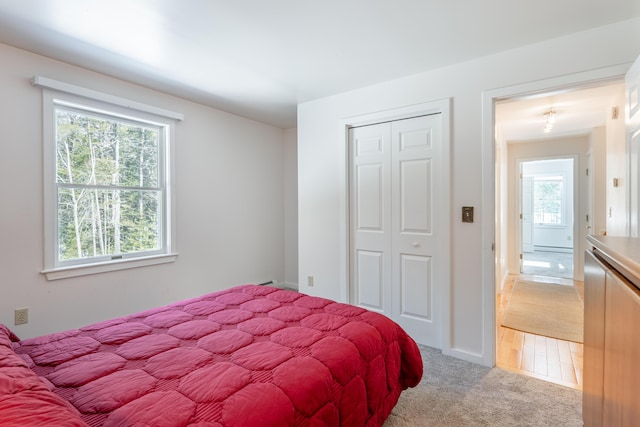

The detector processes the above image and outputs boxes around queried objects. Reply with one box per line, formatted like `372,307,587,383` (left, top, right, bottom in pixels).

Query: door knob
412,242,420,247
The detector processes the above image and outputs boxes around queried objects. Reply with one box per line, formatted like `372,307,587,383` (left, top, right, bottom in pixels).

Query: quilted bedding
1,285,423,426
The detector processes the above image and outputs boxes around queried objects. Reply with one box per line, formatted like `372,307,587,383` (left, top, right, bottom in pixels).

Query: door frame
482,64,630,367
517,156,578,279
338,99,452,354
627,56,640,237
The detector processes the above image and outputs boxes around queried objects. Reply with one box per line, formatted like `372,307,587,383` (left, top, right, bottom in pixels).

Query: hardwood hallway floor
497,274,584,390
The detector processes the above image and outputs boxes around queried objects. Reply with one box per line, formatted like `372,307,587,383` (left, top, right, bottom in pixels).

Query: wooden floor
497,274,584,390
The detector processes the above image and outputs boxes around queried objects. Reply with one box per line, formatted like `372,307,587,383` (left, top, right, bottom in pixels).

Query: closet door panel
349,123,392,315
391,114,442,346
355,250,384,311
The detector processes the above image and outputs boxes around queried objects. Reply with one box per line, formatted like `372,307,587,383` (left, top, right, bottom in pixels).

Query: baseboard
533,246,573,254
443,347,492,367
265,281,298,291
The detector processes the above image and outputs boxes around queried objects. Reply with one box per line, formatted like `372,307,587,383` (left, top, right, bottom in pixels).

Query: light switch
462,206,474,223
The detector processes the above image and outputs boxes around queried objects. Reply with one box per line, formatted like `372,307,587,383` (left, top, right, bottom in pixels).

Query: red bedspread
4,285,422,426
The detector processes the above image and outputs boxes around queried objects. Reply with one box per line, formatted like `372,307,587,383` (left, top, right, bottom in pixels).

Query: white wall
0,43,289,339
606,90,628,236
298,18,640,365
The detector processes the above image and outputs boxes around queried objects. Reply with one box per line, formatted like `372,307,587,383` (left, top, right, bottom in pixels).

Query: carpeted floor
383,346,582,426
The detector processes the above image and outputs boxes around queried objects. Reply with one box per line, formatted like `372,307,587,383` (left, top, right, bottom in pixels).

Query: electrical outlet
14,308,28,325
307,275,314,286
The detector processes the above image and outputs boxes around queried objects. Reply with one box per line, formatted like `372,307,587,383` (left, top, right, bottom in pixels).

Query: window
37,77,181,280
533,175,564,226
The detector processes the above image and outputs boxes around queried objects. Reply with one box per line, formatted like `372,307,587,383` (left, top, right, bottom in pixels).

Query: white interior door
349,122,392,315
349,114,443,348
390,115,442,346
521,174,534,254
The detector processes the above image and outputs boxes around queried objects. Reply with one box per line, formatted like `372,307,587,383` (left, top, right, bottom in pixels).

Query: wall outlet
14,308,28,325
307,275,314,286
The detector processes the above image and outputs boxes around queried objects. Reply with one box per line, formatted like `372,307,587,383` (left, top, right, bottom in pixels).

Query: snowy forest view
55,107,162,262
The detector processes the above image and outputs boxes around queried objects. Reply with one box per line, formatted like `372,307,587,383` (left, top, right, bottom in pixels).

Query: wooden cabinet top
587,235,640,288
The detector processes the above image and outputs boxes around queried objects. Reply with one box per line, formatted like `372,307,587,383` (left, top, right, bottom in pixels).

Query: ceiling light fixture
543,109,556,133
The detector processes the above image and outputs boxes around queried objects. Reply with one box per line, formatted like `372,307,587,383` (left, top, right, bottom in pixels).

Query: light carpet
500,280,583,343
383,346,582,426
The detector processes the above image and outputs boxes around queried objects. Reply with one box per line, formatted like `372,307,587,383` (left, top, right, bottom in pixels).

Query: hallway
497,274,583,389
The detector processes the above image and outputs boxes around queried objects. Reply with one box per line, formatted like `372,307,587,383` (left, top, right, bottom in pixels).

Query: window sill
42,253,178,281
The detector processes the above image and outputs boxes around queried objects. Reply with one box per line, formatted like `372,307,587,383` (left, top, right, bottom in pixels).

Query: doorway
500,135,587,388
490,76,625,386
520,158,575,280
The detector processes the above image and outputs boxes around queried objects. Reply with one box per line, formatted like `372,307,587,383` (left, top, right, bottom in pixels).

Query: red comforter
2,285,422,426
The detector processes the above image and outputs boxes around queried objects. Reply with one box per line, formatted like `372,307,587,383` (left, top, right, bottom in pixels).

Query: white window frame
35,77,181,280
532,173,566,228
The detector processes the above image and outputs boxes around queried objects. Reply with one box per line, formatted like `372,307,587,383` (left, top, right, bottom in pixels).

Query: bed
0,284,423,426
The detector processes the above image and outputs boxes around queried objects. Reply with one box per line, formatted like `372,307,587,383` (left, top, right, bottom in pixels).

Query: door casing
483,64,630,368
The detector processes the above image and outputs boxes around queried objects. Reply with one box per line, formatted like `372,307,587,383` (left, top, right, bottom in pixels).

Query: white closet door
349,122,392,315
349,114,443,348
390,115,441,346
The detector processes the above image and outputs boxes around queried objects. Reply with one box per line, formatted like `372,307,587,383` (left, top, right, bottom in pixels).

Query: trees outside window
533,176,563,225
56,108,161,261
39,83,178,280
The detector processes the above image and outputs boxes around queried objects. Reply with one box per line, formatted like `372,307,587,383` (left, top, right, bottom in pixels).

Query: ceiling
0,1,638,129
496,81,625,142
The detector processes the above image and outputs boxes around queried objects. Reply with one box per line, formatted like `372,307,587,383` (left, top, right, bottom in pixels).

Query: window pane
55,109,159,188
58,187,160,261
533,178,562,225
